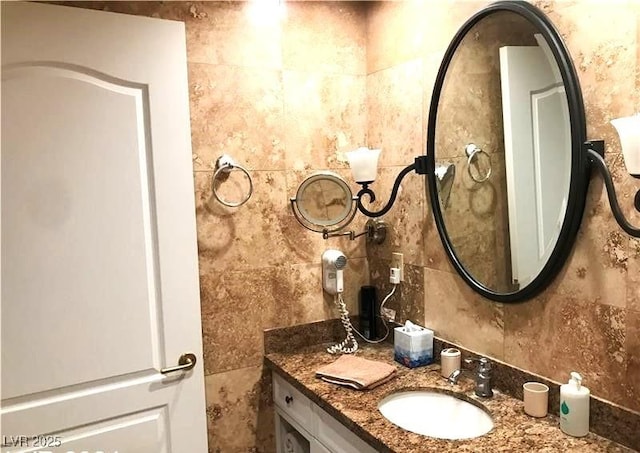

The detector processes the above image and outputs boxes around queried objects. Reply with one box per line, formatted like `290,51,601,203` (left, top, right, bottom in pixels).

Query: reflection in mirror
297,176,352,226
434,11,571,293
435,163,456,208
290,171,357,234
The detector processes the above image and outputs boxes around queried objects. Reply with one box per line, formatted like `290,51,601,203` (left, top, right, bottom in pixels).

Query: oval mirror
426,1,589,302
291,172,357,233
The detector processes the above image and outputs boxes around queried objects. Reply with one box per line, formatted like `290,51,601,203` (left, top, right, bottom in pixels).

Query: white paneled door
1,3,207,452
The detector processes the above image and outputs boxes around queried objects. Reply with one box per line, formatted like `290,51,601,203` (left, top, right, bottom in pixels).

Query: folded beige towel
315,355,397,390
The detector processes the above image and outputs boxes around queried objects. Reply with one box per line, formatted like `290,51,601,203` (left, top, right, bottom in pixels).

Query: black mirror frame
426,0,589,303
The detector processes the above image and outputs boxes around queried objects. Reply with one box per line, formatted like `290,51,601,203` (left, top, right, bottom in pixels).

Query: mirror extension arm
585,142,640,237
355,156,429,218
322,219,387,243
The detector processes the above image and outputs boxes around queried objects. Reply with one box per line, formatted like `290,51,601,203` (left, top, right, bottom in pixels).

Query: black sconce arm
355,156,429,218
585,143,640,237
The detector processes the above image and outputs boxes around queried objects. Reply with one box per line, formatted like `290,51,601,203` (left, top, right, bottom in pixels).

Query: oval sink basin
378,390,493,440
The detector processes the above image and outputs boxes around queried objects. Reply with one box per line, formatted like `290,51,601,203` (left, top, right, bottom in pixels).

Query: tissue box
394,324,434,368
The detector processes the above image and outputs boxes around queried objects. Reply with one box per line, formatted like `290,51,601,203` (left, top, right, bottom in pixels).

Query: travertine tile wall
366,0,640,415
189,3,370,451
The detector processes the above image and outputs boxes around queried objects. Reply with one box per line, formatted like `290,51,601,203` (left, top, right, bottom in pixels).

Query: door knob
160,353,197,374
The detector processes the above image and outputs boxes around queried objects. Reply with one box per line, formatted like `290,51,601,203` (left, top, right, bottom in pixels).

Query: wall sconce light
346,147,429,218
612,114,640,178
585,114,640,237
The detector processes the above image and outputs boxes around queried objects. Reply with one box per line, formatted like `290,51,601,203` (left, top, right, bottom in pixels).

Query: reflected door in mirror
500,39,571,288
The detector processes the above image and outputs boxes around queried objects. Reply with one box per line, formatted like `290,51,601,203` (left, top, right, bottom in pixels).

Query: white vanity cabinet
273,373,378,453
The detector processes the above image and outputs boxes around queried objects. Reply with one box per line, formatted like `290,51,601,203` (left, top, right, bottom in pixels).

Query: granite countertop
265,343,635,453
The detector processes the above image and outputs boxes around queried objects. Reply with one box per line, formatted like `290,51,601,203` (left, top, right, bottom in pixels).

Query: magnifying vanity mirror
426,1,590,302
290,172,387,243
292,172,356,230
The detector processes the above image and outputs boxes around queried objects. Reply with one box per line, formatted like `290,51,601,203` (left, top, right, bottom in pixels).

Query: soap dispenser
560,372,590,437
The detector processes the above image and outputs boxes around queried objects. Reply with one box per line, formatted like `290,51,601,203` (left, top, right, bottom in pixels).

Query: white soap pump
560,372,590,437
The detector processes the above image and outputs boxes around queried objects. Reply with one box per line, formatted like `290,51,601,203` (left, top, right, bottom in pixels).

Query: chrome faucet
464,357,494,398
447,368,462,385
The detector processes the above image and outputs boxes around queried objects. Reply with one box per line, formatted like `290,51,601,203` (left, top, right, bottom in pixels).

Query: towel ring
212,154,253,207
465,143,492,183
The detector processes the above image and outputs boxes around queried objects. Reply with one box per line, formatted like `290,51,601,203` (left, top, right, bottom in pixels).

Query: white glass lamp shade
346,147,381,183
611,114,640,176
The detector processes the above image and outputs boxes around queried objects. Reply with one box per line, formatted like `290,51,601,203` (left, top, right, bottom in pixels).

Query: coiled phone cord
326,285,397,354
327,293,359,354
